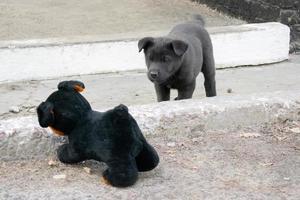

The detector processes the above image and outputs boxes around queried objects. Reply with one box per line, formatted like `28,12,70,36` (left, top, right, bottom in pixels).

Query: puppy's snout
150,71,158,79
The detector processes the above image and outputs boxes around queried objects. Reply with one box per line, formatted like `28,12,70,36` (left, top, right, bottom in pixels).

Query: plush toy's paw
100,176,111,186
135,143,159,172
58,80,85,92
102,167,138,188
57,144,85,164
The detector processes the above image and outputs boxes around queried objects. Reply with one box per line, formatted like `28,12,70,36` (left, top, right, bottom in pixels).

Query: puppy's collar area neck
159,67,182,86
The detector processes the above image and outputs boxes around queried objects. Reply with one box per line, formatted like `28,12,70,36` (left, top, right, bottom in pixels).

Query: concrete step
1,90,300,161
0,22,290,83
0,54,299,119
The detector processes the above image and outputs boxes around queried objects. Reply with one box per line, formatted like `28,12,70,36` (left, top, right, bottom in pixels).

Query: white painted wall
212,23,290,68
0,22,290,82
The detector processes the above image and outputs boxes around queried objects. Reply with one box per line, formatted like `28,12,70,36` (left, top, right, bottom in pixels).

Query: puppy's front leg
102,158,138,187
176,80,196,100
57,144,85,164
154,84,170,102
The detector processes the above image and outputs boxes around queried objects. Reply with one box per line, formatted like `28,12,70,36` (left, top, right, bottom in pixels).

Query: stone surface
1,90,300,161
8,106,20,114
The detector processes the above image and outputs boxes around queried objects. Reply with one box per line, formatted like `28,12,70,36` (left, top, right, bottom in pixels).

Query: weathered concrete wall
194,0,300,52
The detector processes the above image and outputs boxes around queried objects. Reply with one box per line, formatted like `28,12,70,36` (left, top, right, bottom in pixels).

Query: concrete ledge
1,90,299,161
0,22,290,83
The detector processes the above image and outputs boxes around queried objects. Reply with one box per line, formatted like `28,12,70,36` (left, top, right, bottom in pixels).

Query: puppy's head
37,80,91,135
138,37,188,85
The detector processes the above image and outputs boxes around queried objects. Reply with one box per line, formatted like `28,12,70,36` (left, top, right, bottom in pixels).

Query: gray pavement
0,53,299,120
0,0,244,41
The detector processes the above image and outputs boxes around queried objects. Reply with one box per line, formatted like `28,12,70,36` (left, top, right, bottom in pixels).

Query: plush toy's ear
112,104,129,119
138,37,154,52
58,80,85,92
111,104,130,125
37,101,54,128
170,40,188,56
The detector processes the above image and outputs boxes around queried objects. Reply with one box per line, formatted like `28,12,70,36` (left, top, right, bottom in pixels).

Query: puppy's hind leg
202,43,217,97
57,144,85,164
176,80,196,100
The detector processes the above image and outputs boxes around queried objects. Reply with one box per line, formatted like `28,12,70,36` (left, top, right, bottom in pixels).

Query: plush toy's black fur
37,80,159,187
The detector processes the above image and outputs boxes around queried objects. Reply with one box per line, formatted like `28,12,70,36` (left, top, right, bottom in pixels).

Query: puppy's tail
192,14,205,26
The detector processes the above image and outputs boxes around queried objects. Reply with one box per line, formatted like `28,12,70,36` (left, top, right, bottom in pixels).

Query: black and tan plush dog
37,80,159,187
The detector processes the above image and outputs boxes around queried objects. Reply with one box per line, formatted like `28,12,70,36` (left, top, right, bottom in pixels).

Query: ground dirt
1,119,299,200
0,0,244,41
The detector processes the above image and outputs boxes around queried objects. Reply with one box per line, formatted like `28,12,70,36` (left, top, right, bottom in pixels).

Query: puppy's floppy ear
37,101,54,128
170,40,188,56
138,37,154,52
58,80,85,92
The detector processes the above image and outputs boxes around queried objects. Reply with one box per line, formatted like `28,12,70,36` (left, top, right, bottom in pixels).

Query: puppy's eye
149,54,154,61
162,56,170,62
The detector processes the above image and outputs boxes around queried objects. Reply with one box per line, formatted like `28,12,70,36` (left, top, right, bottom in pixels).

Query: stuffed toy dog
37,80,159,187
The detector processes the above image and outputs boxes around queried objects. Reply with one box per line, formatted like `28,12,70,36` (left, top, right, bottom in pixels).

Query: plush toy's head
37,80,92,135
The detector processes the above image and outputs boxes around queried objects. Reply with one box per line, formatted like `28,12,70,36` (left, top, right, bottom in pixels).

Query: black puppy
138,15,216,101
37,80,159,187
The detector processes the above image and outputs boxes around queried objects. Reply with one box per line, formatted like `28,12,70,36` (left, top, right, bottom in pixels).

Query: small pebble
290,127,300,134
83,167,91,174
48,159,58,167
178,142,185,147
167,142,176,147
227,88,233,93
53,174,66,179
192,138,200,143
9,106,20,113
240,132,261,138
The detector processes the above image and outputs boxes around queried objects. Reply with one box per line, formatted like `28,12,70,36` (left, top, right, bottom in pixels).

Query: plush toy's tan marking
49,126,65,136
74,84,84,92
100,176,111,186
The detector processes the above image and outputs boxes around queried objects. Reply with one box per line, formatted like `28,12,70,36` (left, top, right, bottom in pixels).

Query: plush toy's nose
37,101,54,127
